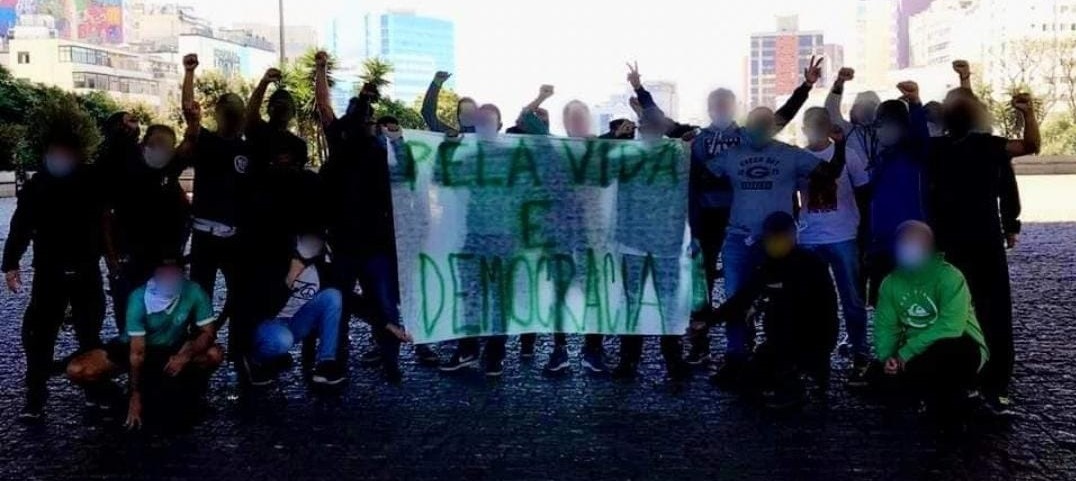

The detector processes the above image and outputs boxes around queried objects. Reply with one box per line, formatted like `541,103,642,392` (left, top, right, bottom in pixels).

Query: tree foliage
280,48,336,165
375,98,426,129
359,57,393,90
168,70,255,131
413,87,461,131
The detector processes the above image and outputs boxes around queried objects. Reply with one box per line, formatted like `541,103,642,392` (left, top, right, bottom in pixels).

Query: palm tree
282,48,335,164
359,58,394,91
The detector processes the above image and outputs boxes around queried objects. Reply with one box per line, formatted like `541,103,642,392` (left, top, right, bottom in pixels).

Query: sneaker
847,354,871,388
243,356,274,387
544,347,570,373
984,395,1016,416
667,360,691,383
684,349,711,367
19,395,45,422
415,345,441,367
359,348,383,367
312,361,346,386
581,350,609,374
485,359,504,377
439,353,479,372
383,361,402,384
520,341,536,360
612,362,638,380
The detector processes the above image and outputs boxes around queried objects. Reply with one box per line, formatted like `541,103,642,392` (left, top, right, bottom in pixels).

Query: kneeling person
67,258,223,429
873,221,989,415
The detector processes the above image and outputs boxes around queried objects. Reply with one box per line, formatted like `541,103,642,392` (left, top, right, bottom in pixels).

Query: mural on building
0,0,18,37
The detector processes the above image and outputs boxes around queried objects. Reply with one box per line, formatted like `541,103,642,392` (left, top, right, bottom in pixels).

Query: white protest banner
390,130,704,343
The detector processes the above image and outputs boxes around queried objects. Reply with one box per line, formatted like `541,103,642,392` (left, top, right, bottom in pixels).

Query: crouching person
693,212,838,409
872,221,989,417
66,257,223,429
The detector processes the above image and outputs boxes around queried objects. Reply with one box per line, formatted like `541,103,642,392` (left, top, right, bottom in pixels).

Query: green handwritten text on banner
390,130,704,343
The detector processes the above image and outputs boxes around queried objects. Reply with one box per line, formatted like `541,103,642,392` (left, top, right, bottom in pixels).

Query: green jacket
874,255,989,369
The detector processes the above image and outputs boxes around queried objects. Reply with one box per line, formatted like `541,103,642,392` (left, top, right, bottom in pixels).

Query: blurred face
850,100,879,125
214,95,245,133
744,108,777,146
142,130,177,170
895,225,934,270
763,230,796,260
615,120,637,139
802,110,832,145
152,264,184,293
475,106,501,138
296,234,326,259
942,94,978,136
123,113,140,134
44,145,79,178
268,94,296,124
458,100,479,127
564,102,592,138
707,90,737,127
380,121,402,140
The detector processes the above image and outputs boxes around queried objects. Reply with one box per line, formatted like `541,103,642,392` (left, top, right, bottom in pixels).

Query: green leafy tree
375,98,426,129
281,48,335,165
26,93,102,167
359,58,393,90
413,86,461,131
1040,117,1076,156
168,70,255,131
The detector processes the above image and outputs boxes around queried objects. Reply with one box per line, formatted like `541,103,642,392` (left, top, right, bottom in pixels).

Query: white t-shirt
277,265,321,319
797,143,870,245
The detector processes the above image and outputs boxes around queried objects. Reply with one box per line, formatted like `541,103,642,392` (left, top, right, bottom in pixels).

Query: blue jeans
722,233,765,359
254,289,343,363
802,240,869,356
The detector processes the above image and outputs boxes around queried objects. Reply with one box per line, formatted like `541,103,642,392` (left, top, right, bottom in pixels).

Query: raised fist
433,71,452,85
183,54,199,72
952,60,971,79
263,68,283,83
1011,93,1033,114
837,67,855,83
896,81,920,101
314,51,329,68
539,84,555,98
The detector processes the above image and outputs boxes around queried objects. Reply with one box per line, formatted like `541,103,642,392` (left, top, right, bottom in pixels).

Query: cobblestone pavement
0,198,1073,481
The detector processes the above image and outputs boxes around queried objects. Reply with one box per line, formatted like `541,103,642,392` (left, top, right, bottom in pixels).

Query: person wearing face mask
685,58,821,367
66,257,223,430
796,107,872,385
3,106,110,420
860,84,932,308
173,54,252,356
872,221,989,418
598,119,636,140
314,58,430,381
104,125,191,337
245,233,369,387
703,107,848,387
422,70,479,133
245,67,308,174
472,104,503,139
692,212,838,408
926,89,1038,415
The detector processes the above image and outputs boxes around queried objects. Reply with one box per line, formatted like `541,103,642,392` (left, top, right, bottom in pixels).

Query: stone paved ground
0,197,1074,481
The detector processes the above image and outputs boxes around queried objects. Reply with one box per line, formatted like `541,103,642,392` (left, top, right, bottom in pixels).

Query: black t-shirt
320,118,395,255
927,134,1019,250
184,128,252,226
246,120,309,169
110,164,191,262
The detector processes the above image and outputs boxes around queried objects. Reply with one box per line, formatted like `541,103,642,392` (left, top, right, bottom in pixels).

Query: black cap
762,211,797,236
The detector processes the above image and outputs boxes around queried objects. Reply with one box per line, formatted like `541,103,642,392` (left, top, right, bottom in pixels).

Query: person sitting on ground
692,212,838,409
872,221,989,416
67,257,223,430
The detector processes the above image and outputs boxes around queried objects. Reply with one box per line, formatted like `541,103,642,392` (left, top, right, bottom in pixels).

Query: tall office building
747,15,825,109
363,9,455,104
853,0,900,88
897,0,935,68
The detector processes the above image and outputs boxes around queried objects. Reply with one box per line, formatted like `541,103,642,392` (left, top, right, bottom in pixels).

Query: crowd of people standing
3,50,1036,428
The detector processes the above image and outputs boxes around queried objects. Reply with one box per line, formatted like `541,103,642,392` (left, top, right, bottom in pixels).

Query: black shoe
520,341,536,360
415,345,441,367
709,357,746,390
684,349,711,367
383,361,402,384
19,394,45,422
243,356,274,387
581,350,609,374
984,395,1015,417
847,354,871,388
544,347,570,374
439,353,479,372
312,361,346,386
359,348,383,367
485,359,504,377
612,362,638,380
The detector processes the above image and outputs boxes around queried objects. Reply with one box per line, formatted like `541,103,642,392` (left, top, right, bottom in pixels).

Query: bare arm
163,324,218,376
1007,94,1041,157
125,336,146,429
523,85,555,112
247,68,281,131
314,51,335,128
827,67,855,132
953,60,972,90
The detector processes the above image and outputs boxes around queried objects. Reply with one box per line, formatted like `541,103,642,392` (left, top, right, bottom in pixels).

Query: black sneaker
485,359,504,377
984,395,1016,417
847,354,871,388
383,361,402,384
243,356,274,387
544,347,570,373
439,353,478,372
359,348,383,367
19,395,45,422
612,362,638,380
415,345,441,367
581,350,609,374
520,341,536,360
684,349,711,367
312,361,346,386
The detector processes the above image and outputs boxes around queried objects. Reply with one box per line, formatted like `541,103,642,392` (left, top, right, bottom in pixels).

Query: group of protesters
3,48,1036,427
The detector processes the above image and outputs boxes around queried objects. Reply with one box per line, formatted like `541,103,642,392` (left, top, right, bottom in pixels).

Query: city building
0,0,16,38
176,33,276,80
19,0,129,44
126,0,211,47
642,80,680,121
897,0,936,68
852,0,900,89
233,23,318,62
908,0,981,68
363,9,455,104
747,15,826,109
3,24,161,105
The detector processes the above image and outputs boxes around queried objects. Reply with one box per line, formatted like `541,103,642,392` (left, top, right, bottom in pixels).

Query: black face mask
944,108,975,136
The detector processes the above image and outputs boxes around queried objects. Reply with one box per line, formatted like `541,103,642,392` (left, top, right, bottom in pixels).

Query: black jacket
107,161,191,263
2,166,107,272
714,248,839,356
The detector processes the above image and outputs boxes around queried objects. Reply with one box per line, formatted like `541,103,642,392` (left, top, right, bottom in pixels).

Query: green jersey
124,280,215,349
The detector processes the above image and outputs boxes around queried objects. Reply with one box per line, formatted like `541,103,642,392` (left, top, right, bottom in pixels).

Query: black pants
689,206,731,354
189,231,240,326
864,250,895,307
619,335,683,369
517,333,604,353
876,335,982,408
335,251,402,365
742,341,832,396
946,244,1013,397
23,267,105,399
456,336,507,363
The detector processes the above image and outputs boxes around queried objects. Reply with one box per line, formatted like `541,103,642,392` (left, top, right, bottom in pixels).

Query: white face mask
297,237,325,260
709,110,733,130
384,129,403,141
927,122,945,138
144,146,173,170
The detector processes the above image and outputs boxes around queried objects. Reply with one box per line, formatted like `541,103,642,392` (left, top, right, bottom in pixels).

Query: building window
17,52,30,64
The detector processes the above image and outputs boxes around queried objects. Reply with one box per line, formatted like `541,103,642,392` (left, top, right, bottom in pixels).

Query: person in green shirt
66,258,223,429
873,221,989,415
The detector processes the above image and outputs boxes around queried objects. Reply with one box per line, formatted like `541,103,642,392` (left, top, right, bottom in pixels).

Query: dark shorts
103,338,179,371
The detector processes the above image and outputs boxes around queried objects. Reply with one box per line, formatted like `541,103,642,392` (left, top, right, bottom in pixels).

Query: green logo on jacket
898,288,939,328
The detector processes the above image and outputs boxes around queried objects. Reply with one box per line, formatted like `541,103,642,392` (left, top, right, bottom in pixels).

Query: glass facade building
364,11,455,104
